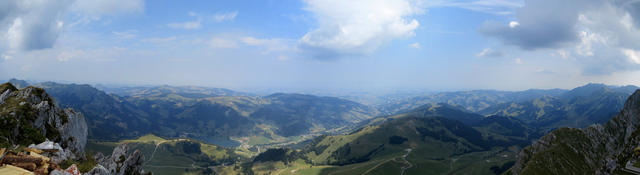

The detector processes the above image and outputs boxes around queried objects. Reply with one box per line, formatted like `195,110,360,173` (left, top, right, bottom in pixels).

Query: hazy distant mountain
378,89,567,115
480,83,638,130
9,80,379,146
95,84,251,98
7,78,29,88
510,89,640,174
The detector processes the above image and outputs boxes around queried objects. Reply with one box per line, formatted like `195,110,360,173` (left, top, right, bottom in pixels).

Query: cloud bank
0,0,144,52
298,0,425,59
481,0,640,74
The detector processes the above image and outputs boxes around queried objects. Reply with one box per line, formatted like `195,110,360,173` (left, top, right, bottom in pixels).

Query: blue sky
2,0,640,92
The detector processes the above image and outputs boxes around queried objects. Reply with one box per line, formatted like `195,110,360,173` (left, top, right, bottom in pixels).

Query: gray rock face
99,144,146,175
511,90,640,174
60,109,88,157
0,85,88,161
84,165,110,175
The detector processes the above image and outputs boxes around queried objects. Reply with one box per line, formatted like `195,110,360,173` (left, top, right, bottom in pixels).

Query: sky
2,0,640,92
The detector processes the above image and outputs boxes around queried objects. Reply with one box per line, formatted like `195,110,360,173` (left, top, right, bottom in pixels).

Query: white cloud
277,55,290,61
515,58,522,64
241,37,292,54
209,37,239,49
0,0,146,52
409,42,421,49
622,48,640,64
426,0,523,15
556,49,569,59
575,30,607,57
167,11,236,30
298,0,424,58
509,21,519,28
71,0,144,17
482,0,640,75
167,21,201,30
142,36,177,44
476,48,504,57
1,54,12,60
112,30,137,39
2,0,73,51
535,68,554,74
56,47,129,62
212,11,238,22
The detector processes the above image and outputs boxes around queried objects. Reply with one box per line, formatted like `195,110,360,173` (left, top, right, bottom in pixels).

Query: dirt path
360,159,393,175
361,148,412,175
399,149,412,175
145,141,166,165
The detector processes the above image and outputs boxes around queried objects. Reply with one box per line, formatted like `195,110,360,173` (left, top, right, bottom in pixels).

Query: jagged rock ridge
511,89,640,174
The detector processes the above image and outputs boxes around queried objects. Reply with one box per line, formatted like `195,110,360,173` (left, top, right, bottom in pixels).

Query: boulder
99,144,146,175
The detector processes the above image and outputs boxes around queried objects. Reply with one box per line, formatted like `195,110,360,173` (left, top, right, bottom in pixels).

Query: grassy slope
86,134,254,175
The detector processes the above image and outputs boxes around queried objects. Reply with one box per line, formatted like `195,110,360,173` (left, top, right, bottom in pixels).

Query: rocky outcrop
0,83,88,161
84,164,109,175
511,90,640,174
60,109,88,158
97,144,146,175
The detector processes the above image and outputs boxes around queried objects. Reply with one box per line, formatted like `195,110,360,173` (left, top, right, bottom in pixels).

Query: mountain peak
7,78,29,89
0,82,18,93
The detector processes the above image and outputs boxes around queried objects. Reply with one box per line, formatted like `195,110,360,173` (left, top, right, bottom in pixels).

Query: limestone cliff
0,82,88,159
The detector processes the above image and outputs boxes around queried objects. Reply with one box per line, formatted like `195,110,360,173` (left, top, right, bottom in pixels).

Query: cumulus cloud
0,0,145,52
479,0,588,50
298,0,424,59
481,0,640,74
1,0,73,51
476,48,504,57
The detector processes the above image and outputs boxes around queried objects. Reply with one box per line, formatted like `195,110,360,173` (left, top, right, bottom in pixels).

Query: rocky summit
0,83,87,159
0,83,148,175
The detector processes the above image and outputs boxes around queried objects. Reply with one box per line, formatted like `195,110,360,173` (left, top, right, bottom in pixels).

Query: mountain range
7,79,379,147
3,78,639,174
481,83,637,130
